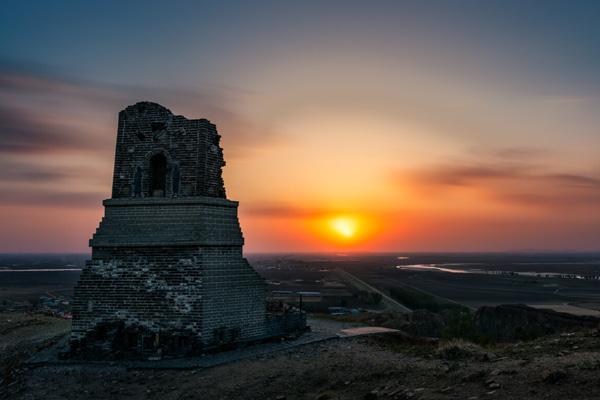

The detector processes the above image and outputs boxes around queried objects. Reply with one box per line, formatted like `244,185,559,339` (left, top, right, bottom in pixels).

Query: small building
70,102,306,359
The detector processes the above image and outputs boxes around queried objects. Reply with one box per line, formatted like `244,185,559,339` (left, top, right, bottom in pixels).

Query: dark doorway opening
149,153,167,196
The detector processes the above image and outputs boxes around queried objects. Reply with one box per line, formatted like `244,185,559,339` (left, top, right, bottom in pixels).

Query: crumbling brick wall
69,102,292,359
71,246,204,357
111,102,226,198
71,243,270,357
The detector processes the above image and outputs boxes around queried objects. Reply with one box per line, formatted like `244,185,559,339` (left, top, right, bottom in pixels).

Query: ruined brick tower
70,102,304,358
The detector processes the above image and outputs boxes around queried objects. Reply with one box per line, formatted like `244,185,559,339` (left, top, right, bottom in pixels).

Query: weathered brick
70,102,305,359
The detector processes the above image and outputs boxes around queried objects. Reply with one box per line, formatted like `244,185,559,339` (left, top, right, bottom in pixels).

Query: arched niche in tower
149,153,167,197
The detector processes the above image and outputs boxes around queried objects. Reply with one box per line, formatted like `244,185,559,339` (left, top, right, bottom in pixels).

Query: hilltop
3,308,600,400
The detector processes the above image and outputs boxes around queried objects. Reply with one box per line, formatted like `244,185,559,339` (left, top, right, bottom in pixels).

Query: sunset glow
1,2,600,253
330,217,358,239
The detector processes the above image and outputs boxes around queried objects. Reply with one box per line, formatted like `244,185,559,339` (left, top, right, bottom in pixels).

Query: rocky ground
0,312,70,391
3,313,600,400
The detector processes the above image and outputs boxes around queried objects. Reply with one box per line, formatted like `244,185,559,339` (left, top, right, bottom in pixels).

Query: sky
1,0,600,253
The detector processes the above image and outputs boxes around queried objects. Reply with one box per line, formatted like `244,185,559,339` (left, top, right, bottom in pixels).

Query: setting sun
330,217,358,238
301,212,381,250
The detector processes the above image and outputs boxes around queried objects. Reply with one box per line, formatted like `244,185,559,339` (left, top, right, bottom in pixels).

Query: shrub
442,310,493,344
436,339,486,360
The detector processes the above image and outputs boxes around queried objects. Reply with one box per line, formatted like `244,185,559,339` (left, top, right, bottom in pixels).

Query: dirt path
334,269,412,313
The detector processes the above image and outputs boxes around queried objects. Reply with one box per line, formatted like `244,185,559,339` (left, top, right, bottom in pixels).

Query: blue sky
3,1,600,89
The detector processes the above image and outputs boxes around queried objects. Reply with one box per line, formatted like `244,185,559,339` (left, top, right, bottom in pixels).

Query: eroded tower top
111,102,226,199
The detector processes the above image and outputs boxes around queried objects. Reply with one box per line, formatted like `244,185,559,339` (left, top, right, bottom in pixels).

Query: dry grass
435,339,488,360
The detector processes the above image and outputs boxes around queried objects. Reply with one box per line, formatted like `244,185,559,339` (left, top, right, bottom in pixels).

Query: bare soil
3,312,600,400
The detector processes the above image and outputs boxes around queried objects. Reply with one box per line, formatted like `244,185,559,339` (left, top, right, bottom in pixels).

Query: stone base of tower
69,197,306,359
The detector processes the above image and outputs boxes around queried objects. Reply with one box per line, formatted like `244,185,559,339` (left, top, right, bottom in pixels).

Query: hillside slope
3,312,600,400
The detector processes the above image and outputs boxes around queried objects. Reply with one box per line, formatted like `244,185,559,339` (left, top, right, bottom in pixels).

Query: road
334,268,412,313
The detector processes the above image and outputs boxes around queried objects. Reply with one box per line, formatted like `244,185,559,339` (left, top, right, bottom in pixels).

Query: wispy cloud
0,104,107,154
416,164,524,186
413,158,600,188
489,146,547,160
543,173,600,188
0,60,280,154
0,161,70,182
0,188,104,208
403,154,600,208
0,60,282,208
494,191,600,207
243,203,328,219
542,96,595,105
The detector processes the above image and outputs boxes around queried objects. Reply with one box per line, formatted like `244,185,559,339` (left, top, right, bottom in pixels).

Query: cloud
414,162,600,189
243,203,328,218
0,66,120,105
417,164,523,186
0,60,283,209
404,158,600,208
0,162,70,182
491,147,547,160
0,103,108,154
408,147,549,187
494,191,600,207
543,173,600,188
542,96,595,105
0,188,104,208
0,60,280,157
